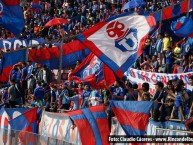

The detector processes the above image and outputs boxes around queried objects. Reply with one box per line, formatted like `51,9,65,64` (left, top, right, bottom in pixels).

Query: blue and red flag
5,108,30,120
0,108,8,129
66,105,110,145
77,13,156,78
9,107,38,145
111,101,153,136
171,16,193,37
29,0,41,12
0,0,24,35
0,108,32,145
69,53,116,89
29,40,90,69
0,49,26,82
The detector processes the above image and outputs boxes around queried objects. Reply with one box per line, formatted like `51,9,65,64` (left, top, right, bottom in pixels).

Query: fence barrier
0,127,75,145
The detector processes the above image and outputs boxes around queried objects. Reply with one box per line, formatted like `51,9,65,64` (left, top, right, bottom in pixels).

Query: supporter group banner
125,68,193,95
39,111,81,145
0,37,46,50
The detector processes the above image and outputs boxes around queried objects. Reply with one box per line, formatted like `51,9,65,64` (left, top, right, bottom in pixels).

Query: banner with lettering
39,111,81,145
125,68,193,95
0,37,45,50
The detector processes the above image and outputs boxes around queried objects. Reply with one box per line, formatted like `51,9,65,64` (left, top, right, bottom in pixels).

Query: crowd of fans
135,33,193,74
2,60,193,123
0,0,176,42
0,0,192,126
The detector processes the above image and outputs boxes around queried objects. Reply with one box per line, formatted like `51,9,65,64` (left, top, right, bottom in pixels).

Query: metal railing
155,127,193,136
0,127,76,145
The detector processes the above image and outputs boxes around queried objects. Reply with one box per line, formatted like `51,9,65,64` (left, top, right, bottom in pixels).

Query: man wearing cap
173,60,183,74
9,62,22,83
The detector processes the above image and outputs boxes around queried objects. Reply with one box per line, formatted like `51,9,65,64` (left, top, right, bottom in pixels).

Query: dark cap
176,79,184,86
154,81,164,89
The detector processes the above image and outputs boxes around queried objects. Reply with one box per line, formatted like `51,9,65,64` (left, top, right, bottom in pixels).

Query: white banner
39,111,81,145
125,68,193,95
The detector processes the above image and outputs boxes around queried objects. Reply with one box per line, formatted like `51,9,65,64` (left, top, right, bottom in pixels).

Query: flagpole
158,9,162,33
57,31,63,83
186,0,190,17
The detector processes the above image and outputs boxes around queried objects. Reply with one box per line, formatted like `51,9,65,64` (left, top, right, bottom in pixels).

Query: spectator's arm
183,65,188,73
112,95,124,100
1,98,3,104
170,106,175,119
140,61,147,67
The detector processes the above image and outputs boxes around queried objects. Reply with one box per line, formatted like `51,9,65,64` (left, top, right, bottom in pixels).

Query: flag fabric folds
0,0,24,35
0,108,31,145
9,107,38,145
0,49,26,83
30,0,41,12
111,101,153,136
29,40,90,69
123,0,146,10
171,16,193,37
151,0,191,22
77,13,156,78
9,107,38,132
69,53,116,89
66,105,110,145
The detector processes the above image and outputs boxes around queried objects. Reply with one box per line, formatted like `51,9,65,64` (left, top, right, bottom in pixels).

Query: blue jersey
9,69,18,81
155,39,163,53
34,86,44,100
110,86,125,100
60,89,70,105
175,95,182,107
165,51,173,65
82,90,91,100
22,66,28,80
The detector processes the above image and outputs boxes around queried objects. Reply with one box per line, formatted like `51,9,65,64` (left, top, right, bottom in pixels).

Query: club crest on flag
106,20,138,52
82,56,102,79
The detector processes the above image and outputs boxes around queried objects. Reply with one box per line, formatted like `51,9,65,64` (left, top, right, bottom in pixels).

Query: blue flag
0,0,24,35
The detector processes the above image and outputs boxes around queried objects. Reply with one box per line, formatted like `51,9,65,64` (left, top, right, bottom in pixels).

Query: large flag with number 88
77,12,156,78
